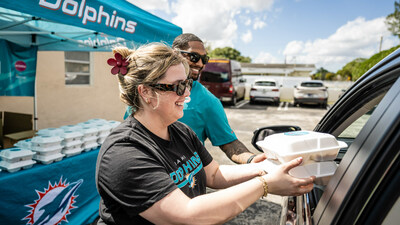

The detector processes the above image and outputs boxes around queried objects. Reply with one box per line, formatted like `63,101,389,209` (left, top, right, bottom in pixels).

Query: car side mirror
294,85,297,88
240,78,246,83
251,125,302,152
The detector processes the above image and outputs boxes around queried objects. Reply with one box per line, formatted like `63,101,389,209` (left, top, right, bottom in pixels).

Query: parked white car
249,78,280,105
293,80,328,107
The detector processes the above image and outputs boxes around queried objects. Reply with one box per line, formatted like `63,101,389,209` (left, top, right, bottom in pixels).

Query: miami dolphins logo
185,172,196,188
23,177,83,225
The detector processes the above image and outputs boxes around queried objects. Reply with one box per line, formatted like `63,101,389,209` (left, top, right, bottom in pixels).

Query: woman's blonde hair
112,43,189,115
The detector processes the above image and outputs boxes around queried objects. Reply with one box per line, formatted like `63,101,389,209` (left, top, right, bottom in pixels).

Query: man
171,33,266,164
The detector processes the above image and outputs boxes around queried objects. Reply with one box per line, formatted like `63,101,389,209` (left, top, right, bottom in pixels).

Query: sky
129,0,398,72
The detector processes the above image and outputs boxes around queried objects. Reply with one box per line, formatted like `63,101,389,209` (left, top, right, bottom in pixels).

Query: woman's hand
263,157,315,196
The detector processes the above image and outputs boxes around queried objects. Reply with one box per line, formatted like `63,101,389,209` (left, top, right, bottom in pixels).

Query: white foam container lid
31,135,64,144
14,139,32,150
0,148,36,161
256,131,347,164
36,128,64,137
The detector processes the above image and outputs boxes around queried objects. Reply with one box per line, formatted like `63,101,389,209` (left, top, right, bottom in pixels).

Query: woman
96,43,314,225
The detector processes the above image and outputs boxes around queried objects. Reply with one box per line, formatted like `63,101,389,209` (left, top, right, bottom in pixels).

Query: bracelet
247,154,257,164
256,176,268,198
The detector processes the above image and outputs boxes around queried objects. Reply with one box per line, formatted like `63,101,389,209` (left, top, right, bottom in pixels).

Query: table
0,148,100,225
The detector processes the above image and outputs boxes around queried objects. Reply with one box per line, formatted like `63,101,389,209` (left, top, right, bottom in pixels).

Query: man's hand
249,153,267,163
219,139,267,164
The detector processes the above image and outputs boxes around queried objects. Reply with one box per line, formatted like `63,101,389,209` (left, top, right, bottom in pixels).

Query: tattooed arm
219,139,267,164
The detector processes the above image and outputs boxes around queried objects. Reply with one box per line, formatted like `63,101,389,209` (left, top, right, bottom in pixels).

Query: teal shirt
124,81,237,146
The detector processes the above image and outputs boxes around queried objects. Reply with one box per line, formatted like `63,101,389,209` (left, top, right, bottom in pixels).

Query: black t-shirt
96,116,213,225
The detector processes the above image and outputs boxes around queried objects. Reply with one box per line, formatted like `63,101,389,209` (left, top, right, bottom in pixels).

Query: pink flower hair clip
107,52,129,75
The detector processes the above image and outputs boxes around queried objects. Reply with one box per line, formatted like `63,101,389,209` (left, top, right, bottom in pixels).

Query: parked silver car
293,80,328,107
249,78,280,105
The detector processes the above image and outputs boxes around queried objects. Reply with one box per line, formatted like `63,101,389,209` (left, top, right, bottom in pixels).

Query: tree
312,67,330,80
385,1,400,39
209,47,252,63
352,45,399,80
337,58,366,81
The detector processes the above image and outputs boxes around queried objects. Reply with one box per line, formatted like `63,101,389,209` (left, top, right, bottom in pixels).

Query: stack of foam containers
59,125,84,157
108,120,121,132
0,147,36,173
87,119,112,145
31,128,65,164
77,121,99,151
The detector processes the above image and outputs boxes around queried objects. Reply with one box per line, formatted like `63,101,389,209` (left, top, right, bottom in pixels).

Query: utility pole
379,36,383,52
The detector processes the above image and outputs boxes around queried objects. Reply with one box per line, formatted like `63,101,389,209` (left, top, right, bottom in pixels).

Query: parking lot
205,100,328,225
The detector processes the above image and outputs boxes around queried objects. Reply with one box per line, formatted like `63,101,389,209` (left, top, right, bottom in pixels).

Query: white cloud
241,30,253,43
127,0,170,12
283,17,397,72
168,0,274,49
253,17,266,30
253,52,281,63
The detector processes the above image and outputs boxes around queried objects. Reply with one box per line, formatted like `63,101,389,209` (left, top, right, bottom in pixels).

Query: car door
283,49,400,225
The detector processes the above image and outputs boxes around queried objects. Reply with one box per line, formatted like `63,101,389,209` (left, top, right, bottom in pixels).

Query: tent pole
34,69,37,131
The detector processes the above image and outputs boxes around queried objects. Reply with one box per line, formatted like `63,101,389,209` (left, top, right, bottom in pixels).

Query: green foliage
209,47,252,63
312,67,333,80
385,1,400,39
337,58,366,81
352,45,400,80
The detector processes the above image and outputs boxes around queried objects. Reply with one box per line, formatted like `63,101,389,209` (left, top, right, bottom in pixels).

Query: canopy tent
0,0,182,51
0,0,182,131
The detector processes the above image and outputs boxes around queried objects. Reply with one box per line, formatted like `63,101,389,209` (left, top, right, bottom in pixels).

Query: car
252,48,400,225
249,78,280,105
199,59,246,105
293,80,328,108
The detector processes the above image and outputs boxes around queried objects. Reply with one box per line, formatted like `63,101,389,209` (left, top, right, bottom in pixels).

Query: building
241,63,316,77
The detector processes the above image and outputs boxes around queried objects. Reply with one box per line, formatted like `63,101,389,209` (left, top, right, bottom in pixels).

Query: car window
200,71,229,82
334,92,385,140
255,81,276,86
301,82,323,87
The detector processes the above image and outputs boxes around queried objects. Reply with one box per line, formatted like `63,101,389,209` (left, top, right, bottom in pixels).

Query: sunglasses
180,51,210,64
149,78,193,96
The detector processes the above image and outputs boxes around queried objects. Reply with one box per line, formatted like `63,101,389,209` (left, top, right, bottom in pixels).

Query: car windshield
200,71,229,82
255,81,276,86
301,82,323,87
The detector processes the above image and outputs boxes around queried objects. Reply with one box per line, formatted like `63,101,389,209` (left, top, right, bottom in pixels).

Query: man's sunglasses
180,51,210,64
149,78,193,96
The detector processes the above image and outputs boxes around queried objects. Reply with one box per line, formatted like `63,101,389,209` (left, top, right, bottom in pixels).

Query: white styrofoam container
82,141,99,151
108,120,121,132
33,153,64,164
61,130,84,143
0,148,36,163
87,118,108,125
14,139,32,150
60,125,81,132
0,159,36,173
62,148,83,157
289,161,338,185
33,145,63,156
31,135,64,149
79,126,98,139
36,128,64,137
256,131,347,164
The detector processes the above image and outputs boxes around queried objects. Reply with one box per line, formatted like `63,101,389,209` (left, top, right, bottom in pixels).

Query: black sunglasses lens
201,55,209,64
189,53,201,63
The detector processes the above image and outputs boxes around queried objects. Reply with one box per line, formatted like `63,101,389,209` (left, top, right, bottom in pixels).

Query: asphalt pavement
204,100,328,225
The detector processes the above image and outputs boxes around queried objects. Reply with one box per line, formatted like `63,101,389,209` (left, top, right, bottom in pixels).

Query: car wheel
275,100,280,106
249,99,255,105
322,101,328,108
230,95,237,106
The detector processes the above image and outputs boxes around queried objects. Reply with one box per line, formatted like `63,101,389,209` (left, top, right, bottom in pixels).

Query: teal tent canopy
0,0,182,97
0,0,182,51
